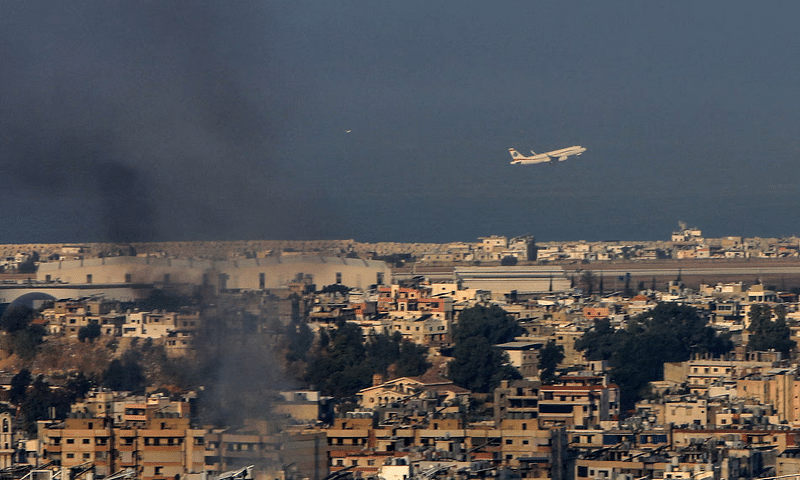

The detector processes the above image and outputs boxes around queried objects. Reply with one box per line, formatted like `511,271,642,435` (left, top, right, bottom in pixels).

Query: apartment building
39,398,205,480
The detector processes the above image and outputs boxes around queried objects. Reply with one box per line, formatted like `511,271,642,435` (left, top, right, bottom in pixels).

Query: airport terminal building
36,255,389,293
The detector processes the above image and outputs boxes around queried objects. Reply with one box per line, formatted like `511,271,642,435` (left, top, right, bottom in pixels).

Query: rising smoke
0,1,328,243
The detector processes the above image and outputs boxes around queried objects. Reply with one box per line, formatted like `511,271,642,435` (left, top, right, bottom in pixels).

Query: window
82,439,90,444
505,439,513,445
125,273,132,283
259,273,266,289
66,453,74,459
66,439,75,444
154,467,163,476
336,272,342,284
83,453,90,460
86,274,92,284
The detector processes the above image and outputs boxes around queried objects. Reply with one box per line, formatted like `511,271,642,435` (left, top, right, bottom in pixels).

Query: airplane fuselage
509,146,586,164
547,146,586,161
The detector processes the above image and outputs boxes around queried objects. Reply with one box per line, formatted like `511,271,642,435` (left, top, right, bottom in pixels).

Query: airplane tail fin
509,148,522,159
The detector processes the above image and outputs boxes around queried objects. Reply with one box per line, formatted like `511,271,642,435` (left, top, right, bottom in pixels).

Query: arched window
2,418,8,433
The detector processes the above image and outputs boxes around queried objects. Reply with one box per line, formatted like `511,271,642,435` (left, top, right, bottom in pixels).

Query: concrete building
37,256,389,295
454,266,571,294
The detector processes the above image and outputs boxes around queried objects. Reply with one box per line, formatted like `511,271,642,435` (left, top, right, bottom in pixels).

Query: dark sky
1,1,799,244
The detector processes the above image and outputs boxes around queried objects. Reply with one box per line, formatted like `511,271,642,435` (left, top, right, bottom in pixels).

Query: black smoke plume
0,1,321,243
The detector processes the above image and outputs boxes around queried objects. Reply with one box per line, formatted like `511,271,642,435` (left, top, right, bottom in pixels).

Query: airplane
509,146,587,164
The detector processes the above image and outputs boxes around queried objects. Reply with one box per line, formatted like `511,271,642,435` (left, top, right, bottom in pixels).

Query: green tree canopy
748,304,795,355
0,305,33,332
102,358,146,392
448,305,522,393
9,369,31,405
78,320,102,343
500,256,518,266
305,320,430,397
538,340,565,384
575,302,733,410
452,305,522,345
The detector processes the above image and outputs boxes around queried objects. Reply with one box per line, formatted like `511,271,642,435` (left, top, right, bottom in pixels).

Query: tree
623,275,633,297
0,305,33,333
317,284,351,295
451,305,521,346
448,305,522,393
394,340,430,377
574,319,618,361
748,304,795,355
78,320,102,343
65,372,93,400
102,358,146,392
501,256,518,266
305,320,429,398
575,303,733,410
538,340,564,384
286,322,314,363
9,369,31,405
20,376,58,436
305,321,371,398
14,325,46,361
